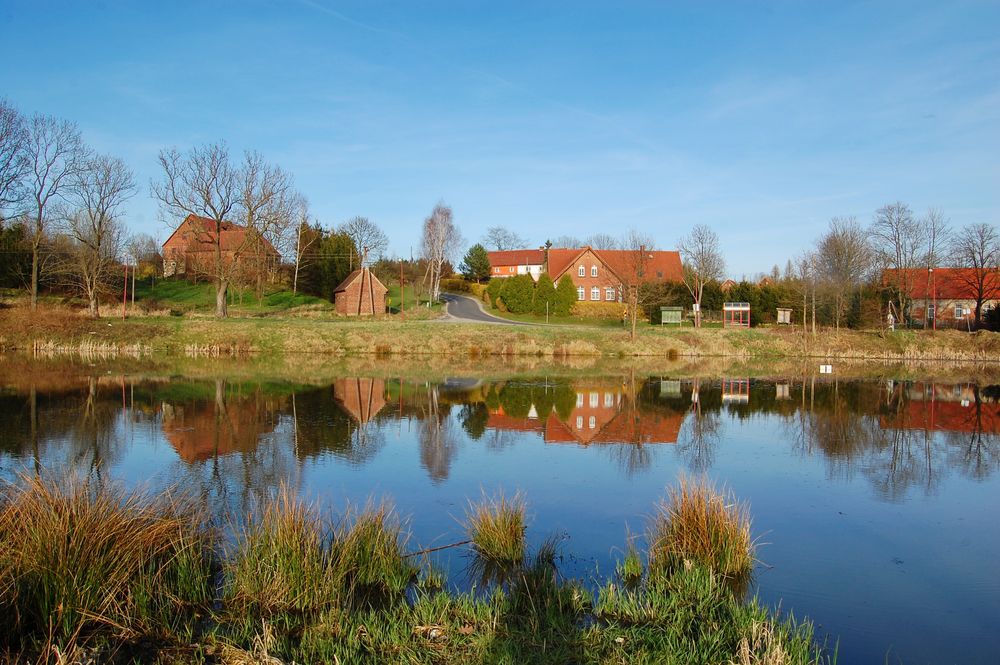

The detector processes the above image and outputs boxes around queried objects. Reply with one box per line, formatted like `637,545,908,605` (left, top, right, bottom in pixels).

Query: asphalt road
440,293,526,325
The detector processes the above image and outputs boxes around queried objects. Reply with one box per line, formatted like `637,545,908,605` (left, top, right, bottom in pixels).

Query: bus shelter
723,302,750,328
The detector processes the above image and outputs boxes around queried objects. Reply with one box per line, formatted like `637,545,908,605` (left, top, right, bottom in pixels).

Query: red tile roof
487,249,545,267
884,268,1000,301
162,214,279,256
547,247,683,283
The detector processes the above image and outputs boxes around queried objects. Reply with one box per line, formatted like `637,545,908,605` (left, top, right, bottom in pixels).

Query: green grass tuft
465,490,527,570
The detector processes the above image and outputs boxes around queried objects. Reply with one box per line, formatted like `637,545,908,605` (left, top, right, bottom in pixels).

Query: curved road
440,293,527,325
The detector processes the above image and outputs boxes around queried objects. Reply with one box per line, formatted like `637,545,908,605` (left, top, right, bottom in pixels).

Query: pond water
0,366,998,664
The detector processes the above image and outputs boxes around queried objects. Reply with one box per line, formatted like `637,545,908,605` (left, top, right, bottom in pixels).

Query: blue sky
3,0,998,276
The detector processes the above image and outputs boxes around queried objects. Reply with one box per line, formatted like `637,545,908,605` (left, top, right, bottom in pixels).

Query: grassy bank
2,300,1000,365
0,475,833,664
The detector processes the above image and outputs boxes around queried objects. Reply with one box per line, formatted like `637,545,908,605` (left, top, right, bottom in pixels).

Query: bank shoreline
2,308,999,365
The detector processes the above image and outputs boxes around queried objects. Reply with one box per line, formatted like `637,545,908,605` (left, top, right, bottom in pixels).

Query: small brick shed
334,268,387,316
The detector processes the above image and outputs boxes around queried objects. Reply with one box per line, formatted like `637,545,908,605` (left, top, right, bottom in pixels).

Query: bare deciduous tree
484,225,527,251
340,215,387,267
24,114,88,309
950,223,1000,325
0,99,29,221
238,151,295,296
61,154,135,317
620,229,656,341
585,233,619,250
816,216,872,330
152,142,239,317
549,234,582,249
870,201,925,323
421,202,461,301
678,225,724,327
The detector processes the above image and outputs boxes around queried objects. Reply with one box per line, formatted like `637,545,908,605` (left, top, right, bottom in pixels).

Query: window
591,265,598,277
576,393,584,407
591,287,600,300
955,305,966,318
577,286,585,301
588,416,596,429
605,287,615,301
604,392,614,407
576,416,583,429
589,393,599,408
927,304,936,320
578,265,585,277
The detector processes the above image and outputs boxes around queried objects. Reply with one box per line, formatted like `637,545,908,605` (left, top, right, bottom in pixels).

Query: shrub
532,273,557,316
439,277,471,293
500,274,535,313
485,278,505,308
554,274,577,316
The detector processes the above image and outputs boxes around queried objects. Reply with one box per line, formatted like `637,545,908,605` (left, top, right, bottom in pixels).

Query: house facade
885,268,1000,323
546,247,684,302
162,214,280,278
487,249,545,280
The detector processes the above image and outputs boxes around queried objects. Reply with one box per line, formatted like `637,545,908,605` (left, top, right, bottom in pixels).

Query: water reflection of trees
2,373,997,506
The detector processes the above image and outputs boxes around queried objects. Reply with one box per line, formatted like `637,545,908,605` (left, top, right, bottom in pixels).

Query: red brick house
334,267,387,316
546,247,684,302
162,214,280,278
884,267,1000,323
487,249,545,280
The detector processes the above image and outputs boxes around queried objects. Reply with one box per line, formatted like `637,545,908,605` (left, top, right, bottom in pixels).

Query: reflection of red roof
880,399,1000,434
884,268,1000,300
333,378,387,423
162,401,275,463
544,410,683,445
487,249,545,267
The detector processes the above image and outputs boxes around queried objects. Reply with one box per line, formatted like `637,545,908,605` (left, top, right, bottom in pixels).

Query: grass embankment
0,476,833,665
3,299,1000,365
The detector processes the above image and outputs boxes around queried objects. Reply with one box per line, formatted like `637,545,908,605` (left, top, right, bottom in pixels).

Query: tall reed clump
647,475,754,581
225,492,414,617
334,501,415,599
225,487,338,616
0,475,212,651
465,490,527,570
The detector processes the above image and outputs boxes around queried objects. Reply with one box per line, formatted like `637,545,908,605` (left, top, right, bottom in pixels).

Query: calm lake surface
1,365,998,665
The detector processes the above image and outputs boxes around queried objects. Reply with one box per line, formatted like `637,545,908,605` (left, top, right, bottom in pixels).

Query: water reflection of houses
332,378,387,423
880,382,1000,434
161,390,279,463
486,382,686,446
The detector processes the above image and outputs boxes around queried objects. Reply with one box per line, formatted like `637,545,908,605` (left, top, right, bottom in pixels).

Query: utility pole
399,259,405,320
122,263,128,320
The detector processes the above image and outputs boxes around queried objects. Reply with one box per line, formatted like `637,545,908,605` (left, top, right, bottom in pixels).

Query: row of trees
1,97,472,318
800,204,999,327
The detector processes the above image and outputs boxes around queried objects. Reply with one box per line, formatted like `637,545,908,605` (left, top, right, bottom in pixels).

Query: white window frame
591,265,598,277
577,286,585,301
589,392,599,408
588,416,596,429
576,416,583,429
605,287,615,301
576,393,584,407
578,265,585,277
591,286,600,301
955,304,966,319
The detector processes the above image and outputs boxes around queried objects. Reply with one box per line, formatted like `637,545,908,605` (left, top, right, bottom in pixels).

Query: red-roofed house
884,268,1000,323
162,214,280,278
546,247,684,303
487,249,545,280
